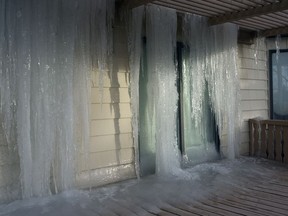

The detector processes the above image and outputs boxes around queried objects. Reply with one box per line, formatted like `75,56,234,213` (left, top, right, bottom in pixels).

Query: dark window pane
271,51,288,120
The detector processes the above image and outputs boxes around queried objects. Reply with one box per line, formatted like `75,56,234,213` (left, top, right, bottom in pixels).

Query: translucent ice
146,5,182,176
0,0,114,199
183,14,240,159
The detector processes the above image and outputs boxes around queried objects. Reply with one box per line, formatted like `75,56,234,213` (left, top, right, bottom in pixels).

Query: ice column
183,14,240,159
128,6,144,179
146,5,181,176
0,0,112,199
182,15,208,127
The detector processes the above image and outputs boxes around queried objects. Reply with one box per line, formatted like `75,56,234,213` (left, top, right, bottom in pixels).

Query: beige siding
236,37,288,156
266,37,288,50
237,42,269,155
76,20,136,188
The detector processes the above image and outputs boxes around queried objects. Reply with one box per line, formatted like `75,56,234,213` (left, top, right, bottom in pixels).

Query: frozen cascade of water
183,14,240,159
127,6,144,179
0,0,114,199
146,5,182,176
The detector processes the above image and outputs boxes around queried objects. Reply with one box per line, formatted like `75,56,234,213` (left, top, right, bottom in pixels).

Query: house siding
0,12,276,202
76,20,136,188
237,42,269,155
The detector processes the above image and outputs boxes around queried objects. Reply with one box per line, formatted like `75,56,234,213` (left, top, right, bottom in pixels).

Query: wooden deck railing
249,119,288,162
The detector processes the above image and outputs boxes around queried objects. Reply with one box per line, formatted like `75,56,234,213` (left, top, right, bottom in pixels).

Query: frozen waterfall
182,14,240,160
0,0,241,202
146,5,181,176
0,0,114,199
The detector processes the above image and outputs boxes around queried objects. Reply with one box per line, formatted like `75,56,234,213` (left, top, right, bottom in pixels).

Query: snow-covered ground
0,157,287,216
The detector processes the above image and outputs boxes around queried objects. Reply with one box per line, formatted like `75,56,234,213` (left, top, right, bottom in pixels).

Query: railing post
249,119,288,163
283,128,288,163
268,125,275,160
275,126,283,162
260,123,267,158
249,119,255,156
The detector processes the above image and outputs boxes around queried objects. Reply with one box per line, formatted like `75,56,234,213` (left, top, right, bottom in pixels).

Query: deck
151,177,288,216
2,157,288,216
94,158,288,216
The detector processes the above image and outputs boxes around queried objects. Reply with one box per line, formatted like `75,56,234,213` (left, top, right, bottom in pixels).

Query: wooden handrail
249,119,288,163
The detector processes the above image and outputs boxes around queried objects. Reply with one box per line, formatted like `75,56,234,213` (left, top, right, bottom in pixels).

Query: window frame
269,49,288,119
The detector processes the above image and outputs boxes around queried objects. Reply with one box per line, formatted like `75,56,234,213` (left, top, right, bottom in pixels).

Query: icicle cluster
275,34,281,62
183,14,240,159
127,6,144,179
91,0,115,104
0,0,114,199
146,5,181,176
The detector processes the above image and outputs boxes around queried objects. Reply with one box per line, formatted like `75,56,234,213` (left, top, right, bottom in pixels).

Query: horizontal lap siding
238,43,269,155
76,22,135,188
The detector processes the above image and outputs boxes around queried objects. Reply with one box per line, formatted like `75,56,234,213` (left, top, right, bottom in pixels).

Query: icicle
128,6,144,179
91,0,115,106
254,32,260,65
183,14,240,160
182,15,207,127
275,34,281,62
73,0,92,191
0,0,94,199
146,5,182,176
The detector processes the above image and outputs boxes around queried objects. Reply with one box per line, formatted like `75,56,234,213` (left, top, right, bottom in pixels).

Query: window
269,50,288,120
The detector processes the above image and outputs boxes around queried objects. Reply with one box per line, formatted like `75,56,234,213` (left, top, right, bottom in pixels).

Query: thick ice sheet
0,0,114,199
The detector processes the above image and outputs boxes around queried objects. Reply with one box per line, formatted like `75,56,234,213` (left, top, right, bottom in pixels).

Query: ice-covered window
270,50,288,120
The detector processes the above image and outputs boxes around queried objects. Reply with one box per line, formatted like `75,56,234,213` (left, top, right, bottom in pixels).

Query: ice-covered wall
77,7,136,189
0,0,132,203
0,0,271,204
0,0,96,199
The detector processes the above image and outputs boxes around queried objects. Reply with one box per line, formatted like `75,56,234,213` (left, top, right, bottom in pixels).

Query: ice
91,0,115,105
127,6,144,179
254,35,260,65
145,5,182,176
0,0,116,199
183,14,240,159
275,34,281,62
0,157,285,216
1,0,241,204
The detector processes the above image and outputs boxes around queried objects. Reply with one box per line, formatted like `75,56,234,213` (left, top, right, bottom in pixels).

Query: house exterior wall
76,18,136,188
0,15,274,202
237,42,269,155
267,37,288,50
